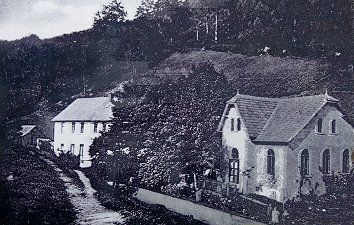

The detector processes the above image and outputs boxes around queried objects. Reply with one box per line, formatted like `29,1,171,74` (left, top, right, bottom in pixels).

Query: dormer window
330,120,336,134
231,118,235,131
316,119,323,133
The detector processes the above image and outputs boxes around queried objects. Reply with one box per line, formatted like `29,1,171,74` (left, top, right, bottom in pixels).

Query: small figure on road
270,207,280,225
267,204,272,221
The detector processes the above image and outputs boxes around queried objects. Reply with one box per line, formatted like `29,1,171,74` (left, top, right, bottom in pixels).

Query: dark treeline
0,0,353,131
135,0,353,57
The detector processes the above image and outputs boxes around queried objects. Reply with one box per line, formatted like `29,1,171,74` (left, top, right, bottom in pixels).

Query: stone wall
134,188,265,225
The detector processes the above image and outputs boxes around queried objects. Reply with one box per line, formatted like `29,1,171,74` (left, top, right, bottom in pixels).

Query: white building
218,93,354,202
52,97,113,167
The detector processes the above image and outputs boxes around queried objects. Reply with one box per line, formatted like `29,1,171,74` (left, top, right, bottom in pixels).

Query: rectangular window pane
72,122,75,133
80,122,84,133
229,159,239,184
94,122,98,133
61,122,64,133
79,144,84,159
317,119,322,133
70,144,75,154
103,123,106,132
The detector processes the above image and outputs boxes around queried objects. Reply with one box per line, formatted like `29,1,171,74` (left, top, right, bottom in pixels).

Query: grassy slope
155,50,328,94
150,50,354,122
0,147,76,225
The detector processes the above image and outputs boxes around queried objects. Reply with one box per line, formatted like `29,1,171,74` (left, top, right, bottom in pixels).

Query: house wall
221,103,354,203
251,145,289,202
53,121,111,167
221,106,249,193
21,133,37,147
285,105,354,200
21,128,44,147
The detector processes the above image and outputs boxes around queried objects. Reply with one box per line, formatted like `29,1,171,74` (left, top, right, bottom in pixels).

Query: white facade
53,121,111,167
219,93,354,203
52,97,114,168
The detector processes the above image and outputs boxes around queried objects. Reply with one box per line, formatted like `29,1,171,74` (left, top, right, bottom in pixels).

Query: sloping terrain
144,50,353,122
152,50,328,96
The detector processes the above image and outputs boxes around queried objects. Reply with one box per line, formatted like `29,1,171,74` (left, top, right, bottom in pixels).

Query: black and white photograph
0,0,353,224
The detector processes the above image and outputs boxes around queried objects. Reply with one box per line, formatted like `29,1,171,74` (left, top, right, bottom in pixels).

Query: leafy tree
94,0,127,28
136,0,157,18
90,62,233,191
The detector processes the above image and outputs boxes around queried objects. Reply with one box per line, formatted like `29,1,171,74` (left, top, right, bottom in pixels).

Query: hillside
153,50,327,95
111,50,353,122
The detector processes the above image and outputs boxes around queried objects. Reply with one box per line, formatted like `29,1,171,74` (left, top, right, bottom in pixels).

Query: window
229,148,239,183
322,149,330,174
231,148,239,159
61,122,64,133
330,120,336,134
230,118,235,131
70,144,75,154
300,149,309,176
79,144,84,159
80,122,84,133
316,119,323,133
60,144,64,150
237,118,241,131
94,122,98,133
72,122,75,133
342,149,350,173
103,122,107,132
267,149,275,176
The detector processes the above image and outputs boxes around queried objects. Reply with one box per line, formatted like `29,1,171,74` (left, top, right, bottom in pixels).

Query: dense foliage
90,63,233,190
0,146,76,225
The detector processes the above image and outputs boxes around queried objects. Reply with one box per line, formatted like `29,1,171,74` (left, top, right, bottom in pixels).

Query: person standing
267,204,272,222
270,207,280,225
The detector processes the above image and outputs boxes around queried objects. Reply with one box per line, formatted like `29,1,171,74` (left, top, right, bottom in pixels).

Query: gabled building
218,92,354,202
52,97,113,168
19,125,49,148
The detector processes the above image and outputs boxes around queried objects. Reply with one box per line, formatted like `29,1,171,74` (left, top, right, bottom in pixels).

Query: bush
0,146,76,225
57,152,80,170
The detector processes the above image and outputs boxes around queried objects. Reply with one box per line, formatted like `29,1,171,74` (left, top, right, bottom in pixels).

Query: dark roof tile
226,93,339,143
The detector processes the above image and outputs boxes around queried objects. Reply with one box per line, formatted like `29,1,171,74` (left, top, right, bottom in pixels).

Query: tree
136,0,156,18
93,0,127,28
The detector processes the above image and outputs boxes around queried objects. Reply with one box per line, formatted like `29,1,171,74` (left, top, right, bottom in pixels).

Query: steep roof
20,125,36,136
224,93,340,143
52,97,113,122
227,95,278,138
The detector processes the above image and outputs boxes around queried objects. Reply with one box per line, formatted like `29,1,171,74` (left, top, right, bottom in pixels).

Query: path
43,158,125,225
